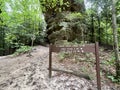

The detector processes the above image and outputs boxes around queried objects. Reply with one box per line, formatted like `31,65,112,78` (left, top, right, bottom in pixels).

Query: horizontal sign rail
50,44,95,53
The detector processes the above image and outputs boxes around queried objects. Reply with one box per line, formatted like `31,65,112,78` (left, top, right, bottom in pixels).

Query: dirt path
0,46,118,90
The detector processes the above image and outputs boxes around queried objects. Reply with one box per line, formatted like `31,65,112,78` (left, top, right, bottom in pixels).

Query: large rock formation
44,0,86,44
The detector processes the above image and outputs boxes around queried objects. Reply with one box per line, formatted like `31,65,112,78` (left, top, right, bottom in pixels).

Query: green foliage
0,0,47,56
74,0,84,4
107,75,120,83
58,52,66,62
40,0,70,12
65,12,84,21
0,0,46,56
13,45,32,56
108,55,116,65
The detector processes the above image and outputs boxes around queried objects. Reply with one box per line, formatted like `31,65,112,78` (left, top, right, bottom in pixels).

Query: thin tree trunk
112,0,120,77
106,11,108,44
97,15,101,44
2,26,5,55
91,14,95,43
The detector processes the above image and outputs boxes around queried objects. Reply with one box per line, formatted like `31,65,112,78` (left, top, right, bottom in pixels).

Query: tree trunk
97,15,101,44
106,10,108,45
91,14,95,43
112,0,120,77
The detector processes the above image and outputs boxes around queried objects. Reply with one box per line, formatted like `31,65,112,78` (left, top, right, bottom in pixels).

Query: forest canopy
0,0,119,51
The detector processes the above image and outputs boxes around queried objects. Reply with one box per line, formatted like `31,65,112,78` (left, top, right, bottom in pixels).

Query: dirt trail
0,46,118,90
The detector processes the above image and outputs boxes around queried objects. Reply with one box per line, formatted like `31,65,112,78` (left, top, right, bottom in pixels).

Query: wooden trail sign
49,42,101,90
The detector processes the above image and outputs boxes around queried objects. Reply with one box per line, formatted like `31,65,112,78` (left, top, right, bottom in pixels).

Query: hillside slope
0,46,119,90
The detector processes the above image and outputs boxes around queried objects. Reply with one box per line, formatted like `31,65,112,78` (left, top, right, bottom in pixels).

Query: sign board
49,42,101,90
50,44,95,53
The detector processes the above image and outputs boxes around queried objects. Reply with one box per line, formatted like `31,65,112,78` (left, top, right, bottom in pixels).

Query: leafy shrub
65,12,84,21
14,46,32,56
107,75,120,83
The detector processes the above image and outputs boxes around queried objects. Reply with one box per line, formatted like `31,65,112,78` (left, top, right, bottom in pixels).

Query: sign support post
95,42,101,90
49,44,52,78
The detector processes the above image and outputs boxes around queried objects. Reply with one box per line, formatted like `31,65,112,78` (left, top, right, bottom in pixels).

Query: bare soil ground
0,45,119,90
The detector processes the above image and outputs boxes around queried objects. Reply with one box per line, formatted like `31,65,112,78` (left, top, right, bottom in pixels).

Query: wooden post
49,44,52,78
95,42,101,90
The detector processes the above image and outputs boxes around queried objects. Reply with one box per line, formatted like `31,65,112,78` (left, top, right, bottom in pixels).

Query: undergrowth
13,46,32,56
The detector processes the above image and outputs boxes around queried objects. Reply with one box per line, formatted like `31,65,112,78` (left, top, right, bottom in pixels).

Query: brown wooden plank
50,44,95,53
